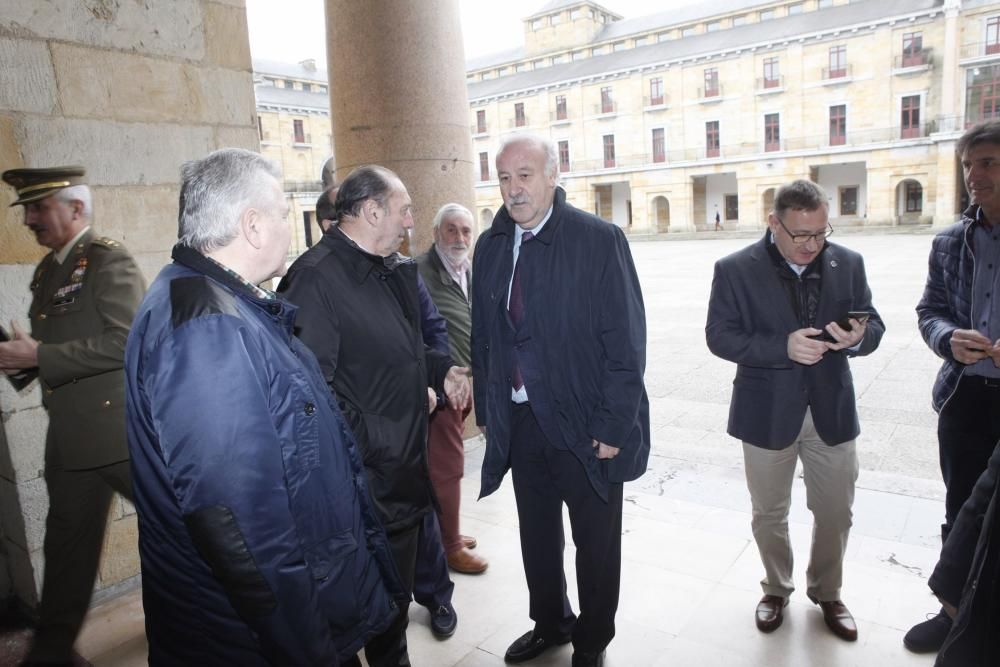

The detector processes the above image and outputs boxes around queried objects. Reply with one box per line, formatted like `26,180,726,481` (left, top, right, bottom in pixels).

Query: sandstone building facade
466,0,996,232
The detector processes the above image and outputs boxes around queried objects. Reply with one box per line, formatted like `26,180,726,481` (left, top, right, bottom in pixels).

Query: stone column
325,0,476,255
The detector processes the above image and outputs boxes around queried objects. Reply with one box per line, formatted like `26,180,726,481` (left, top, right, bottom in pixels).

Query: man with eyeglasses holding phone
706,179,884,642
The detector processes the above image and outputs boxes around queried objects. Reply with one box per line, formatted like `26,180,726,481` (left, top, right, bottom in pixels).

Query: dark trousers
27,459,132,662
346,523,420,667
938,375,1000,542
412,509,454,610
509,403,623,654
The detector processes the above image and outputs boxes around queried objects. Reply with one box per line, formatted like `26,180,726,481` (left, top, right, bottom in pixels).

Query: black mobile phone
809,312,870,343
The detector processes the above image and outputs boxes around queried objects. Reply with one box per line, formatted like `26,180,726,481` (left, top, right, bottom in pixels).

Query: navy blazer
705,235,884,449
471,188,650,500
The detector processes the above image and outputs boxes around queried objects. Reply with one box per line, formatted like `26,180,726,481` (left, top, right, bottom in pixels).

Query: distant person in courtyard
706,178,884,642
907,118,1000,653
715,208,721,231
471,133,649,667
0,165,145,667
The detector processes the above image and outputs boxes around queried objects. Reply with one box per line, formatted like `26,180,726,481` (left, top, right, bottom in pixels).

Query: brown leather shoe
755,595,788,633
809,595,858,641
447,547,488,574
461,534,478,550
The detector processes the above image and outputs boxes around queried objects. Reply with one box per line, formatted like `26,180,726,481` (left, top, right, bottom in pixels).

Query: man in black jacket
279,165,471,667
929,441,1000,666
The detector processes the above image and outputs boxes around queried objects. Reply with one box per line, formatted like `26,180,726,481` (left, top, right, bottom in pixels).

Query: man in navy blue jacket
471,134,649,667
124,148,403,665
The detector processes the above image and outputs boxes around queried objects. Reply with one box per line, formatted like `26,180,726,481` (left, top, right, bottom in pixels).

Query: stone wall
0,0,258,614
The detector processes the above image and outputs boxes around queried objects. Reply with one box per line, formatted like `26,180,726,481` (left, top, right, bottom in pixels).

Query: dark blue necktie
509,231,533,391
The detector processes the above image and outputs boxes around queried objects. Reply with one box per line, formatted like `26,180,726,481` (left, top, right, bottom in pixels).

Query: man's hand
787,328,830,365
824,318,867,351
593,439,620,459
950,329,992,365
443,366,471,410
0,321,39,371
427,387,437,415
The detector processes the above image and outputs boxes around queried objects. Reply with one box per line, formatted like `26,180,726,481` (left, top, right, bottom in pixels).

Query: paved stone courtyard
43,231,951,666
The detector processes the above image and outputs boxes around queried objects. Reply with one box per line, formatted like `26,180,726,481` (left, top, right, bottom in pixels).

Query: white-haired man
416,203,488,575
471,134,649,667
124,148,403,665
0,166,145,666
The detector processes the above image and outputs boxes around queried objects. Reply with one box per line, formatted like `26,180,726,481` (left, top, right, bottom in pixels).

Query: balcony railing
821,64,852,81
756,76,784,92
894,48,933,69
698,85,723,100
542,122,949,173
550,111,570,123
593,101,618,115
470,123,489,135
961,41,1000,60
284,180,324,193
643,94,669,108
507,117,529,128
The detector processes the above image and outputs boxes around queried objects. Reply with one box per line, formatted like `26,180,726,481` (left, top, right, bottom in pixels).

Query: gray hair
432,202,474,230
497,133,559,181
177,148,283,253
773,179,829,219
957,119,1000,157
54,184,92,220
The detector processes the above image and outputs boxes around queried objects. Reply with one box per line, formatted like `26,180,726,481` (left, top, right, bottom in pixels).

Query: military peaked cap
2,166,87,206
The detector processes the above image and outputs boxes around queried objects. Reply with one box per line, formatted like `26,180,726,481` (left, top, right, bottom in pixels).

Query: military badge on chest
52,256,88,308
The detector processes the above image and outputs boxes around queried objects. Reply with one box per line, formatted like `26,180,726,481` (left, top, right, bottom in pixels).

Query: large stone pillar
325,0,476,254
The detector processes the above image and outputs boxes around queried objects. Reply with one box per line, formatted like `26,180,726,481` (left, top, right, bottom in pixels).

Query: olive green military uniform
27,229,145,662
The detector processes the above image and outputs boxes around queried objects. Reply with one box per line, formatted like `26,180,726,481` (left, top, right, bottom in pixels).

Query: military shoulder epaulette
91,237,122,249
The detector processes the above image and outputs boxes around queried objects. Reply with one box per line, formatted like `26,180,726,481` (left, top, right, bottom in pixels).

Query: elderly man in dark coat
471,133,649,667
279,164,471,666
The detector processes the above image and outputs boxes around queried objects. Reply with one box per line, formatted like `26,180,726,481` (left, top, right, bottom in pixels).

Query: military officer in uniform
0,166,145,666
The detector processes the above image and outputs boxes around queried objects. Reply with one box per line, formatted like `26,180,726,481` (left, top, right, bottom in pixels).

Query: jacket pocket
287,371,321,473
305,529,358,581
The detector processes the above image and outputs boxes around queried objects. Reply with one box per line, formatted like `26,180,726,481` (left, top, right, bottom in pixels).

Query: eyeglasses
776,217,834,245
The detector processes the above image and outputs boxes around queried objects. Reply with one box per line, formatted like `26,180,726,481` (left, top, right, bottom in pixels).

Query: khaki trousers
742,408,859,601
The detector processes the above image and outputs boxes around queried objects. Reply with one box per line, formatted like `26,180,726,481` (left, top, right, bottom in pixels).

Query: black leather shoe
755,594,788,633
572,650,605,667
903,609,952,653
504,630,571,663
430,603,457,638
